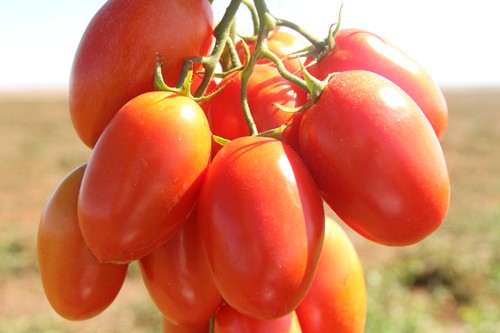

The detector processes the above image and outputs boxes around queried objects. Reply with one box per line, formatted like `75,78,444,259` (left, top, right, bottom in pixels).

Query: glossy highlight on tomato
78,91,212,263
299,70,450,246
69,0,214,148
197,136,325,319
37,164,128,320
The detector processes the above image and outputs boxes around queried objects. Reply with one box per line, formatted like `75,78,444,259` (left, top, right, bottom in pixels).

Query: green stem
172,0,242,98
226,37,242,69
239,70,259,136
238,0,278,136
299,2,344,64
328,2,343,48
154,54,195,95
260,47,308,92
242,0,260,36
209,315,215,333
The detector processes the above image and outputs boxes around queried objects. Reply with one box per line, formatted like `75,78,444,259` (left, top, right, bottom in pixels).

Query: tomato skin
139,206,222,327
197,136,325,319
307,28,447,139
37,164,128,320
296,216,366,333
214,305,302,333
69,0,214,148
202,64,302,153
78,91,212,263
299,70,450,246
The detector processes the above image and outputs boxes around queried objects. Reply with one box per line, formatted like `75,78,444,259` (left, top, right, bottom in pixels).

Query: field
1,87,499,332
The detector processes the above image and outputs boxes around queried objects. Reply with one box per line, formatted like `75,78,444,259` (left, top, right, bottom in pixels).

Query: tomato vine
155,0,343,138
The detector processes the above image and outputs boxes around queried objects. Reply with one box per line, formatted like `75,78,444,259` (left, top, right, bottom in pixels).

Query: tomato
296,216,366,333
236,28,307,74
139,206,222,327
307,28,448,139
197,136,325,319
162,317,210,333
69,0,214,148
214,305,302,333
299,70,450,246
37,164,128,320
202,64,302,153
78,91,212,263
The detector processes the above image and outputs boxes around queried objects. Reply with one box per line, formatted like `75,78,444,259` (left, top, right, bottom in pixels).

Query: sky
0,0,499,91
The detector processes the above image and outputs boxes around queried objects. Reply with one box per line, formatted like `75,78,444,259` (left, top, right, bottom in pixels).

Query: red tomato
202,64,302,153
236,28,307,74
37,164,128,320
197,136,325,319
214,305,302,333
299,70,450,246
307,28,448,139
162,317,210,333
296,216,366,333
69,0,214,148
78,91,212,263
139,206,222,327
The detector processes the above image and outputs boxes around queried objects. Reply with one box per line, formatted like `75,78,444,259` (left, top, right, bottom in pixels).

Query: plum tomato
78,91,212,263
139,206,222,327
69,0,214,148
296,216,366,333
37,164,128,320
299,70,450,246
197,136,325,319
214,305,302,333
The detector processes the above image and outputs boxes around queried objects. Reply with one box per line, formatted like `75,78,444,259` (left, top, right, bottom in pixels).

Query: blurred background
1,0,499,332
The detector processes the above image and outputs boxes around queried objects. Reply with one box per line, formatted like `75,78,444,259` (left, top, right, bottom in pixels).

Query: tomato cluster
38,1,450,332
